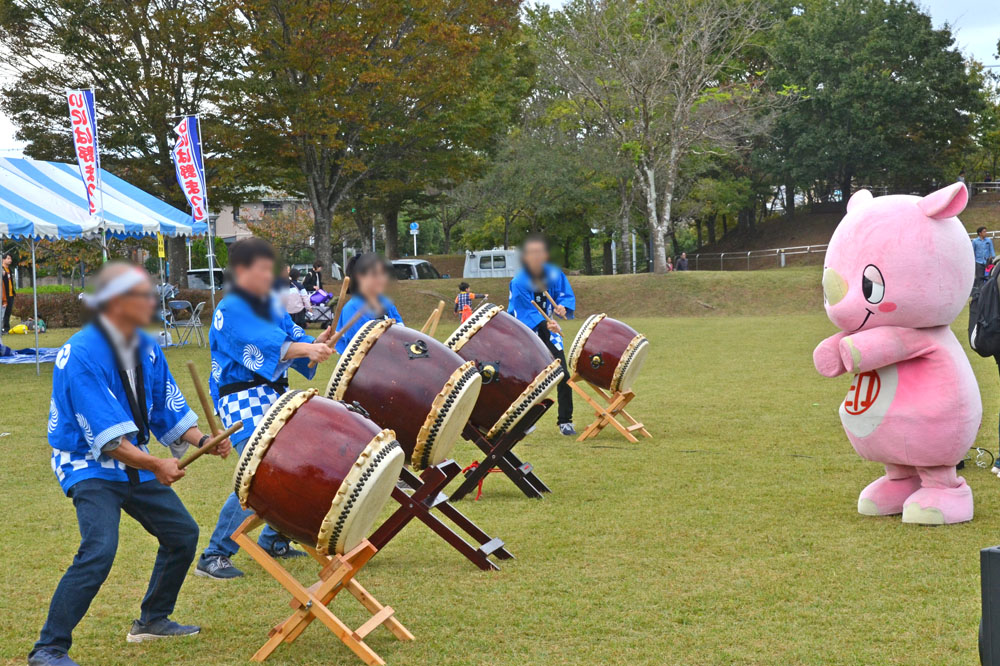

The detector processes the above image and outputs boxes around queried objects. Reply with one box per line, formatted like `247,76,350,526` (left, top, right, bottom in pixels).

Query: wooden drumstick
307,305,368,368
543,291,567,319
421,300,445,334
428,301,445,337
325,277,351,341
178,421,242,469
531,300,561,332
186,360,220,436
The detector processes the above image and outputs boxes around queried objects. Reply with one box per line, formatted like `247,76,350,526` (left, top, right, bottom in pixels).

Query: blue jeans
34,478,199,655
202,436,282,558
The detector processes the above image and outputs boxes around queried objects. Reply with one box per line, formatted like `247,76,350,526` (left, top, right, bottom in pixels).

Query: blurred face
234,257,276,297
106,275,156,328
979,229,987,239
522,241,548,275
2,255,10,267
357,264,389,300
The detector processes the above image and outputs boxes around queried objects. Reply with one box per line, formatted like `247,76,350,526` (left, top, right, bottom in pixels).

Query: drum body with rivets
234,390,404,556
325,320,482,469
444,304,564,439
568,314,650,393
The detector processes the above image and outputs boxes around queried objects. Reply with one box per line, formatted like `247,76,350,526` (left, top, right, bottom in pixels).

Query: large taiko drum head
234,389,404,556
325,320,482,470
445,303,563,439
568,314,649,393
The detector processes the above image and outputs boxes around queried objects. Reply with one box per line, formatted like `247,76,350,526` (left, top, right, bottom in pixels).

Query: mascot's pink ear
918,182,969,220
846,189,873,212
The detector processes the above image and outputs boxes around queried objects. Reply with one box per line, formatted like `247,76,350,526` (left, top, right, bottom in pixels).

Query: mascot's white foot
901,481,973,525
857,474,921,516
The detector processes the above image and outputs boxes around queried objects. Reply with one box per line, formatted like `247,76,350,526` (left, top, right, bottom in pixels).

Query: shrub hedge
11,289,215,329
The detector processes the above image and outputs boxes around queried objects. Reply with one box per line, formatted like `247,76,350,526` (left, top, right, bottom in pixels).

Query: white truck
462,249,521,279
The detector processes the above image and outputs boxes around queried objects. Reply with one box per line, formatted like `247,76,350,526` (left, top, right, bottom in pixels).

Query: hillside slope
697,201,1000,257
388,268,824,323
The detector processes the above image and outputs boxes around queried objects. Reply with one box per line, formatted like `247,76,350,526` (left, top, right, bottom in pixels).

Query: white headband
80,268,148,309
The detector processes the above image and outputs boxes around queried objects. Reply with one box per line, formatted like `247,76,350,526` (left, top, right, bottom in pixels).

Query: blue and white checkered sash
216,384,281,446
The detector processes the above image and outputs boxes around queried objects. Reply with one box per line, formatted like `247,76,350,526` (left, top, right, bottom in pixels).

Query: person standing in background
2,253,15,333
508,234,577,436
675,252,689,271
303,261,324,293
282,268,310,327
973,226,994,289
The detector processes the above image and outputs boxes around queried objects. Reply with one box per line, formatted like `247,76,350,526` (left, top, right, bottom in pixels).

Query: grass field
2,274,1000,665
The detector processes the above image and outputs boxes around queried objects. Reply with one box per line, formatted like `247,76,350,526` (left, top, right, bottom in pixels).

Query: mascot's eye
861,264,884,304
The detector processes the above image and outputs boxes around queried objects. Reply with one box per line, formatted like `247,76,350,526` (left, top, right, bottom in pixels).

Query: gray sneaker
265,541,307,559
559,423,577,436
27,648,80,666
126,618,200,643
194,554,244,580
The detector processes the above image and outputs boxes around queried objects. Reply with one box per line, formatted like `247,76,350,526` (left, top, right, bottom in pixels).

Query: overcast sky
0,1,996,156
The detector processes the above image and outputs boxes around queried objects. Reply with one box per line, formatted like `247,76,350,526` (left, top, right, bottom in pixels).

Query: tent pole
159,254,168,346
31,238,39,376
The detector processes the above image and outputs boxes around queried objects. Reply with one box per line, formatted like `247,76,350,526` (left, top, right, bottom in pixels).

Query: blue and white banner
171,116,207,223
66,89,102,216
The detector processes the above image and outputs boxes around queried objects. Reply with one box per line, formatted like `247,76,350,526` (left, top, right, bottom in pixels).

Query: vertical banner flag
66,89,101,215
171,116,207,223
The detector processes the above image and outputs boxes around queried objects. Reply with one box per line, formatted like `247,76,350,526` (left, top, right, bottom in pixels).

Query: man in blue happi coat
508,234,577,436
197,238,335,580
30,263,231,666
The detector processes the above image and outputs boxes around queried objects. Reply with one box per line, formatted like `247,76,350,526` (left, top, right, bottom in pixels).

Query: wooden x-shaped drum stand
232,514,413,664
450,400,553,501
368,462,514,571
567,374,651,443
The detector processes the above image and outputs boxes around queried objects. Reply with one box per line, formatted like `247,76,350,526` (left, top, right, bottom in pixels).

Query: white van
463,249,521,279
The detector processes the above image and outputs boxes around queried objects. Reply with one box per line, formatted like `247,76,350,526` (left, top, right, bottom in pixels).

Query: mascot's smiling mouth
851,308,875,332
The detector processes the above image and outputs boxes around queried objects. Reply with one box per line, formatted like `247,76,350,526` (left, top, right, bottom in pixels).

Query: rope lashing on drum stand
460,460,503,501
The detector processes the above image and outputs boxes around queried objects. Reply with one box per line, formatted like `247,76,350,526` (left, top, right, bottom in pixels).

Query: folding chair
168,300,206,347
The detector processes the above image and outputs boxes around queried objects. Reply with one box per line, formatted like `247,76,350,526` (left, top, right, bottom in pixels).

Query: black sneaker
265,541,307,559
194,554,244,579
558,423,577,436
126,618,200,643
27,648,80,666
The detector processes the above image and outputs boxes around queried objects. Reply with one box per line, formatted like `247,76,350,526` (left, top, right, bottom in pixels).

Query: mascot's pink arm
838,326,937,374
814,332,849,377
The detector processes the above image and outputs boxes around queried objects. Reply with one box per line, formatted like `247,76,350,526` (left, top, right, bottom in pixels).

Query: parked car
391,259,442,280
462,249,520,279
186,268,226,290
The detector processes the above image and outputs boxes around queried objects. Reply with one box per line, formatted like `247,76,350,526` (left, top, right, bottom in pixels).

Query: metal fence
690,229,1000,271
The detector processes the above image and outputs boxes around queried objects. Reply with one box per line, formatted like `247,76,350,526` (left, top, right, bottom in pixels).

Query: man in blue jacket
508,234,577,435
30,263,230,666
197,238,335,580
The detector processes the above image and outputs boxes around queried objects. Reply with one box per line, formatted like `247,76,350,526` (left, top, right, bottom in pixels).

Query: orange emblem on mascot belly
839,364,898,439
844,370,881,415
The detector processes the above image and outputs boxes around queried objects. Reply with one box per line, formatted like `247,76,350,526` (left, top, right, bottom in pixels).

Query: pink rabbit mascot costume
813,182,982,525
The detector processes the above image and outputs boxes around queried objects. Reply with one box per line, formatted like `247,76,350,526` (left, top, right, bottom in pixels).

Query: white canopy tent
0,158,205,374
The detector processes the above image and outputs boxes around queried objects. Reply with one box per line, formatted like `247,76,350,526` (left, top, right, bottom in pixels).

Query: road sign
409,222,419,231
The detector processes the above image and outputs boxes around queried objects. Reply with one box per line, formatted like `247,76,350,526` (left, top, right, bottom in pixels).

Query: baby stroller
305,289,335,327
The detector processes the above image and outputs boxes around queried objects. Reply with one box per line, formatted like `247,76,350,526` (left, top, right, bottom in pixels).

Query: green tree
533,0,779,273
0,0,240,286
767,0,982,199
222,0,525,268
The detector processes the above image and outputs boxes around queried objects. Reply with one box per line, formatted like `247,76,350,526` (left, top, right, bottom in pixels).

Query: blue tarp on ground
0,347,60,364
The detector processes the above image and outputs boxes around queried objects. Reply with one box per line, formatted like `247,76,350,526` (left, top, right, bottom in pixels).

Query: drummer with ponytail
334,253,404,354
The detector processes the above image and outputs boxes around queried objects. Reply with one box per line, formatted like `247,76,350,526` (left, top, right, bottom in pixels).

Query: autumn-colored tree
247,210,313,267
221,0,525,266
0,0,240,285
